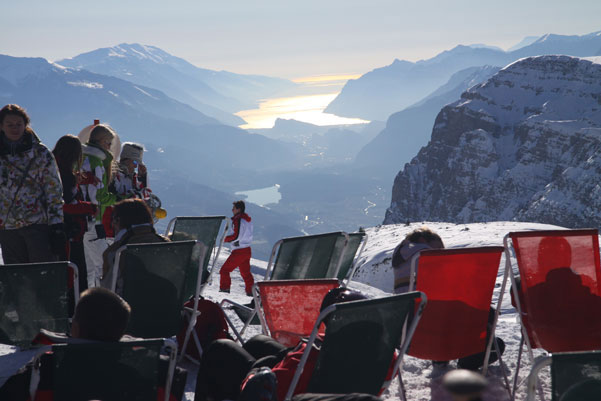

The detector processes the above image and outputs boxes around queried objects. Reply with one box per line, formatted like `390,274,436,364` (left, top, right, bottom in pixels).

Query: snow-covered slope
385,56,601,228
0,220,571,400
197,221,565,401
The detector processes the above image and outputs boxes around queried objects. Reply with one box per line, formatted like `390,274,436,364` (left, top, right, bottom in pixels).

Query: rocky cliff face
384,56,601,228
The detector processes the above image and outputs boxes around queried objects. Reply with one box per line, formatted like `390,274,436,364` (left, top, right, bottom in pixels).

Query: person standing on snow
80,124,118,288
220,200,254,296
0,104,66,264
110,142,147,199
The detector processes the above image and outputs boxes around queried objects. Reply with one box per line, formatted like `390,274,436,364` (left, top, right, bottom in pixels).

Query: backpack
176,297,231,359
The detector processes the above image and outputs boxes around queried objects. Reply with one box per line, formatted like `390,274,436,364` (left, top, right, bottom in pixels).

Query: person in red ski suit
220,200,254,295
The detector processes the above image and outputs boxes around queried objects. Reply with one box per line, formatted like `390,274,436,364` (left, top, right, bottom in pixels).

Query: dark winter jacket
56,159,97,242
100,224,169,291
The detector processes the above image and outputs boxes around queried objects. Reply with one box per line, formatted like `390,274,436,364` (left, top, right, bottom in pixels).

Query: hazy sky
3,0,601,79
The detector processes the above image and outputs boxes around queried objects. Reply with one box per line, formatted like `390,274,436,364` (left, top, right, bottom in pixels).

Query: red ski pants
219,247,254,293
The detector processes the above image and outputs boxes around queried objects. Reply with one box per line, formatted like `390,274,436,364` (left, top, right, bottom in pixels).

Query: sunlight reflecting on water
236,92,369,129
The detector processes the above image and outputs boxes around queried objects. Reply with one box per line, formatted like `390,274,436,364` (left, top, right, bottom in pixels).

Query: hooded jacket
225,212,253,250
0,131,64,230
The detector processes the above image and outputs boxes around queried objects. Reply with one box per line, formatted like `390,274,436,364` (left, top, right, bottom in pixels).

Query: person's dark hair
405,227,444,248
320,287,367,313
73,287,131,341
233,200,245,214
53,134,83,175
0,104,30,126
112,198,153,230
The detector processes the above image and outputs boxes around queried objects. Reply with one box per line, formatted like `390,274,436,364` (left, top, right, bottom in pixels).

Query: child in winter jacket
220,200,254,295
52,134,97,292
80,124,118,287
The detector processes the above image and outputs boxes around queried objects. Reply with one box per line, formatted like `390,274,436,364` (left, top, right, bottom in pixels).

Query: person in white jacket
220,200,254,296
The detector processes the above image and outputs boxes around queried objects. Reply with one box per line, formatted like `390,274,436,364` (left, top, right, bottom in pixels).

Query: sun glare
237,93,369,129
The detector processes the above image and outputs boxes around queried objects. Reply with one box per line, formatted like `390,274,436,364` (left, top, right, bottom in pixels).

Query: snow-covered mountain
57,44,298,125
384,56,601,229
326,30,601,121
354,65,500,183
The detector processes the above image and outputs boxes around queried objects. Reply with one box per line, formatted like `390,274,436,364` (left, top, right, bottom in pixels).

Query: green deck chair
285,292,427,401
165,216,228,295
0,261,79,347
526,350,601,401
222,231,350,339
47,338,177,401
111,240,206,361
331,231,368,284
265,231,350,280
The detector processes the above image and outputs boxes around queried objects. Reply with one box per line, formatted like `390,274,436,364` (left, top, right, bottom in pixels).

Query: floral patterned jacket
0,131,64,230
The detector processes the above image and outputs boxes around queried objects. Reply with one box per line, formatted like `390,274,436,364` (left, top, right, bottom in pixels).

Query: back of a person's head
320,287,367,313
52,134,83,171
73,288,131,341
113,198,153,230
405,227,444,248
233,200,245,214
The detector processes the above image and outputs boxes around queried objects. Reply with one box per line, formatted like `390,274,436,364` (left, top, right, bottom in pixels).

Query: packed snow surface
0,220,578,400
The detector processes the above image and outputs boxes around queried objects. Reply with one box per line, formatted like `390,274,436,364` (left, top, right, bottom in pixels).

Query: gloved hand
49,223,68,258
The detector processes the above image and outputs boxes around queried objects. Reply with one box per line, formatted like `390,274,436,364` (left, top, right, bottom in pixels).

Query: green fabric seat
0,262,77,347
268,231,349,280
112,240,206,360
527,350,601,401
285,292,427,401
331,232,367,283
165,216,227,296
50,338,176,401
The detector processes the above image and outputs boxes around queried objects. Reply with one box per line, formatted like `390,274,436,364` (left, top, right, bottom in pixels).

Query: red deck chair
253,279,340,347
503,229,601,398
407,247,505,377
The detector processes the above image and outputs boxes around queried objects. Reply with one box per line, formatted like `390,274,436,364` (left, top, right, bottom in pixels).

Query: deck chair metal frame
502,228,601,400
526,350,601,401
0,261,79,346
111,240,206,363
164,215,229,294
221,231,351,341
38,338,177,401
408,246,508,384
252,279,340,346
284,292,427,401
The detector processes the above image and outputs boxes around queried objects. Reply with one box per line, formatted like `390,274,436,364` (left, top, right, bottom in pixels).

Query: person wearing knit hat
110,142,148,199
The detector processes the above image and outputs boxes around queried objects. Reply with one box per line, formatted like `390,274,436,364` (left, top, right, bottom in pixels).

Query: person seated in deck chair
392,227,505,370
100,198,169,291
195,287,393,401
391,226,444,294
0,287,187,401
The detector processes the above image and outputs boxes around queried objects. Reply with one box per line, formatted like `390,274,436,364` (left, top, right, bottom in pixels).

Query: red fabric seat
407,247,503,361
256,279,340,347
509,229,601,352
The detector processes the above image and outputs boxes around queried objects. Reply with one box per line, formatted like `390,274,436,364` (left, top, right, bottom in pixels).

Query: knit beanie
119,142,144,163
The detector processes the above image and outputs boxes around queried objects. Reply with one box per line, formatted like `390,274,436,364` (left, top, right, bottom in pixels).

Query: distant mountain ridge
326,30,601,121
384,56,601,228
57,43,298,125
353,65,501,183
